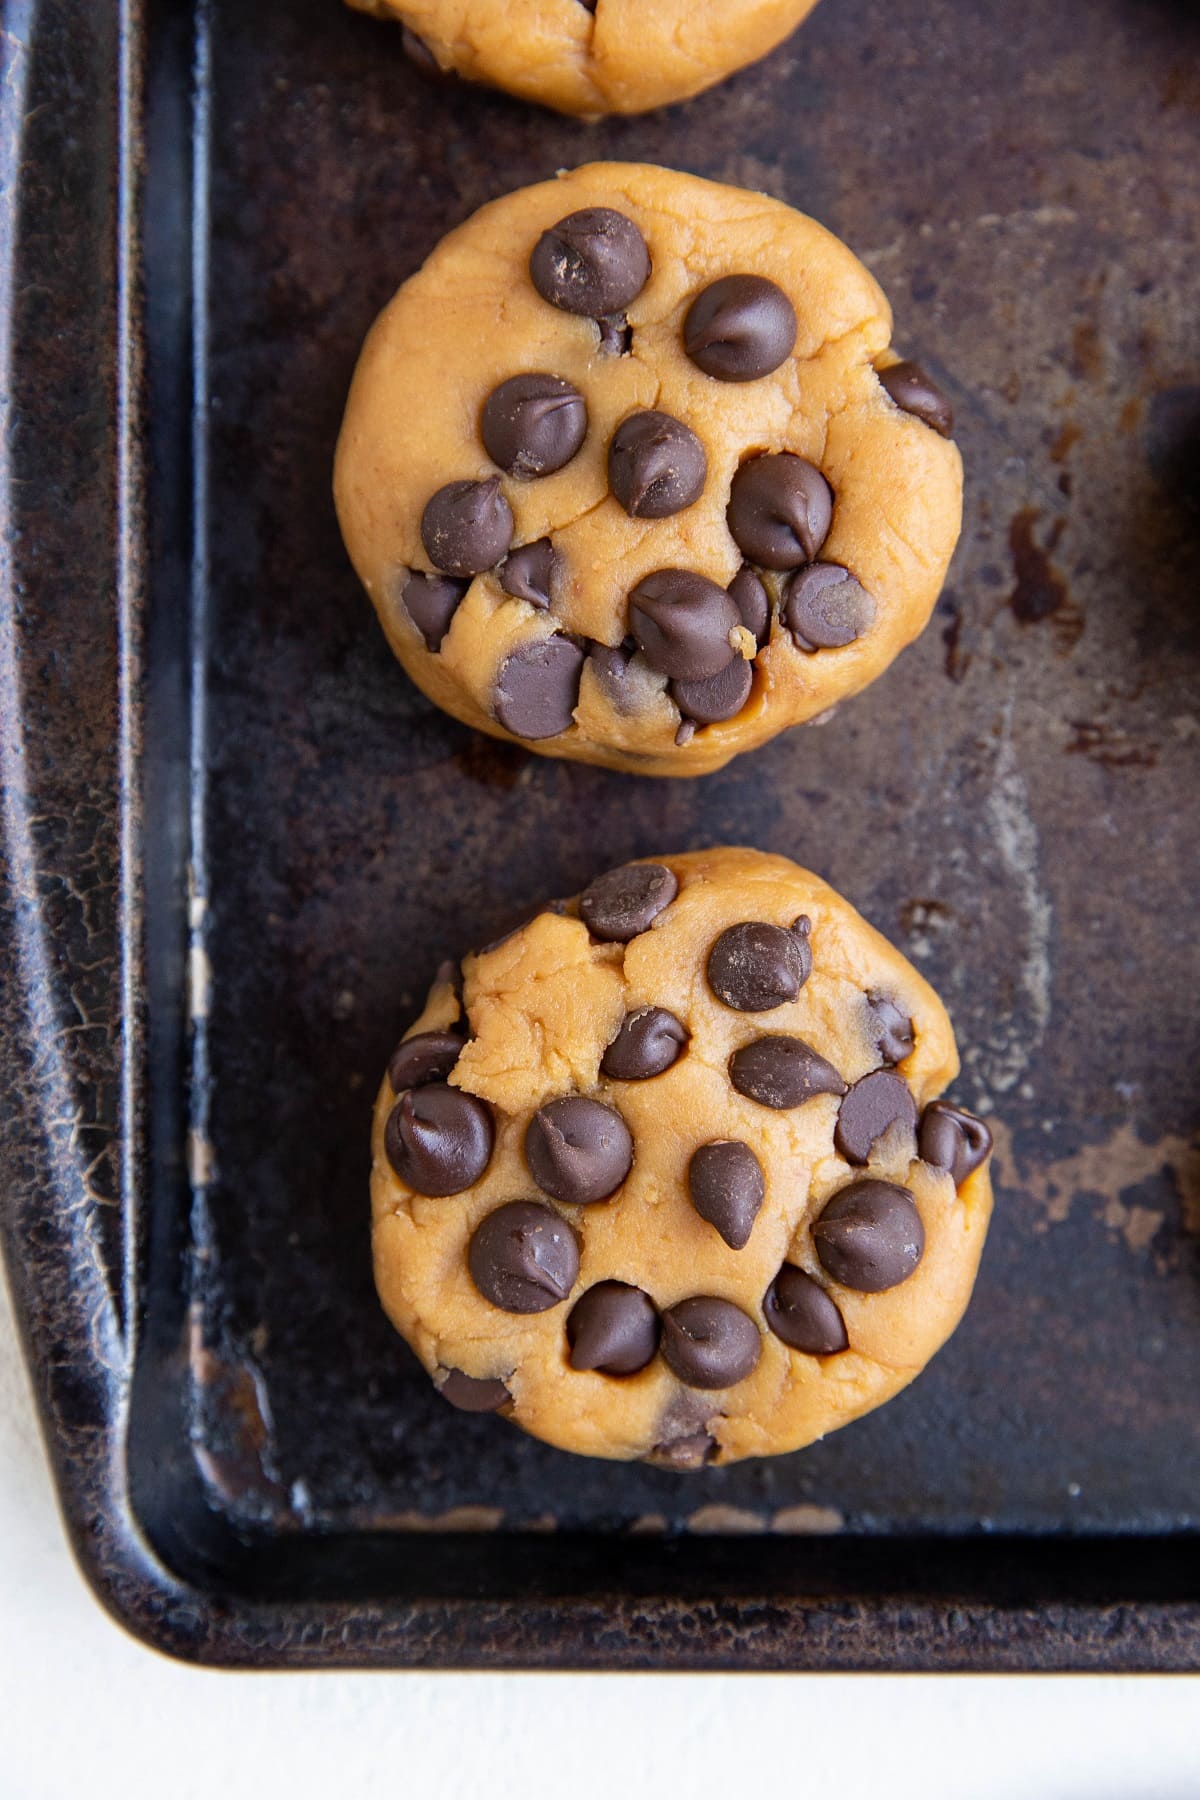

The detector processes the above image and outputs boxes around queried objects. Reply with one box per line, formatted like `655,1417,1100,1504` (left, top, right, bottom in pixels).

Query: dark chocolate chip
729,1035,847,1110
629,569,740,680
494,636,583,739
530,208,651,319
580,861,678,942
835,1070,919,1165
729,565,771,648
567,1282,659,1375
587,639,640,711
879,359,955,438
438,1369,511,1412
482,374,588,478
421,477,513,577
400,571,469,651
919,1101,993,1187
684,275,798,382
671,653,753,726
597,313,632,356
525,1096,633,1204
468,1200,580,1314
763,1265,848,1355
868,993,914,1065
601,1006,689,1080
784,563,875,651
687,1141,765,1250
400,25,439,72
435,957,464,999
501,538,560,609
660,1297,761,1389
608,411,707,519
384,1082,494,1196
575,0,598,10
707,919,812,1012
388,1030,463,1094
813,1180,925,1292
726,455,833,569
646,1432,715,1469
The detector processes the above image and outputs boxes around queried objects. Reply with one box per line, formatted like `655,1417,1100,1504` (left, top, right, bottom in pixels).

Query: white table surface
1,1275,1195,1800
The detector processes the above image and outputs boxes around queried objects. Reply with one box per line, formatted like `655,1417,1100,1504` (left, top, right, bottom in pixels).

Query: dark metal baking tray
2,0,1198,1668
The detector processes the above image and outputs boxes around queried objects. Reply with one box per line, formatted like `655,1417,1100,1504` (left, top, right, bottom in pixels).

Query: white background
1,1275,1196,1800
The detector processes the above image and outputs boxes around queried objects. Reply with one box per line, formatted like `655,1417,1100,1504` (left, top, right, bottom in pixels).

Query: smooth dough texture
344,0,824,117
370,848,994,1467
335,164,963,778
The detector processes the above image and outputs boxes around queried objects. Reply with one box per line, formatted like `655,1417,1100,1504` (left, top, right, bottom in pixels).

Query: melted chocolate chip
567,1282,659,1375
387,1030,463,1094
919,1101,993,1187
784,563,875,650
727,455,833,569
608,411,707,518
629,569,740,680
684,275,797,382
384,1082,494,1195
420,477,513,577
813,1180,925,1292
468,1201,580,1313
482,374,587,478
660,1297,761,1389
707,918,812,1012
438,1369,511,1412
597,313,632,356
729,565,771,648
525,1096,633,1204
501,538,560,609
729,1035,847,1110
879,359,955,438
530,208,651,318
580,861,678,942
868,993,914,1065
763,1265,848,1355
687,1141,765,1250
670,653,753,725
601,1007,689,1080
494,636,583,739
400,571,469,651
835,1070,918,1165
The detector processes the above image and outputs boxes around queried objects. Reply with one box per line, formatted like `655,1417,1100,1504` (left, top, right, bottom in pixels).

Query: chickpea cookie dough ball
335,164,963,779
344,0,825,118
370,848,994,1467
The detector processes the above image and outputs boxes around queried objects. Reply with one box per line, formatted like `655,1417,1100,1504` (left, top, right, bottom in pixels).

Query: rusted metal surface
0,0,1197,1667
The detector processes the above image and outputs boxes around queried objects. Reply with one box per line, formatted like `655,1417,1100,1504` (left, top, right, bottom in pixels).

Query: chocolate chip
784,563,875,651
879,359,955,438
684,275,798,382
597,313,632,356
530,208,651,319
629,569,740,680
729,565,771,648
384,1082,494,1195
608,411,707,519
707,919,812,1013
687,1141,765,1250
726,455,833,569
580,861,678,942
763,1266,848,1355
388,1030,463,1094
601,1007,689,1080
567,1282,659,1375
729,1035,846,1109
525,1096,633,1204
421,477,513,577
867,993,914,1065
660,1297,761,1389
494,636,583,739
468,1201,580,1313
675,719,696,746
587,640,640,711
670,653,753,726
646,1432,715,1469
482,374,588,478
919,1101,993,1187
813,1180,925,1292
400,571,469,651
438,1369,511,1412
835,1070,918,1165
501,538,560,609
399,25,439,72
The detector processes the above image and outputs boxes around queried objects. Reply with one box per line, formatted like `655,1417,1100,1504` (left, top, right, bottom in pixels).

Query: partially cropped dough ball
370,848,994,1467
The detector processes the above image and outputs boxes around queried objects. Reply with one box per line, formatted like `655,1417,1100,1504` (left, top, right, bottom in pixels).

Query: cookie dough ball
370,848,994,1467
335,164,963,778
344,0,824,118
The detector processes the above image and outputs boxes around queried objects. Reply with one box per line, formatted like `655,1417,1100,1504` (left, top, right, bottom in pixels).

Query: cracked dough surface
370,848,994,1466
344,0,824,116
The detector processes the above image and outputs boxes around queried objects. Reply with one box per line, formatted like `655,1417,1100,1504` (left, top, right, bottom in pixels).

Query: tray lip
1,0,1199,1672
